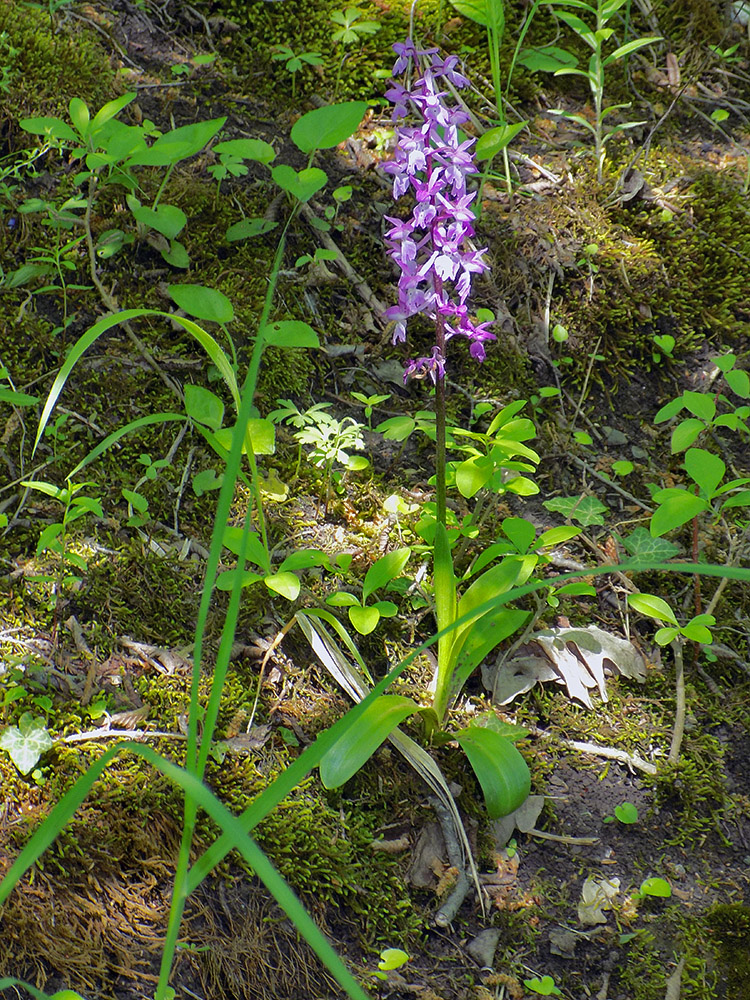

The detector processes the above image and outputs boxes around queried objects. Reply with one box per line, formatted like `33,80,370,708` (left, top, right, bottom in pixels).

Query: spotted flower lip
383,37,494,382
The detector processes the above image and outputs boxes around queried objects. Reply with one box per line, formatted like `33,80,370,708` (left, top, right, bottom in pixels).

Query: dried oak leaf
482,625,646,709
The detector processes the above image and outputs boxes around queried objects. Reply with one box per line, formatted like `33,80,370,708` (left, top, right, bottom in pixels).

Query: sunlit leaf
319,695,421,787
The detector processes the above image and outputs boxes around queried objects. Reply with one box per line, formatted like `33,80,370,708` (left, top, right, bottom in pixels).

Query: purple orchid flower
383,38,494,383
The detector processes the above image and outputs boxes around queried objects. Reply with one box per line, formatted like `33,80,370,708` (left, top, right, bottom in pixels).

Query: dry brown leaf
483,625,646,709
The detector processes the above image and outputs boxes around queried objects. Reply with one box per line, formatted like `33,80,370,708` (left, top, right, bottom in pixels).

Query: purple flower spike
383,38,494,381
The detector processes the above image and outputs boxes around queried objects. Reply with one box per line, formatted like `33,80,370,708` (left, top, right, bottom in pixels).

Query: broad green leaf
215,569,264,590
536,525,581,548
246,417,276,455
456,455,494,498
654,626,679,645
271,165,328,202
279,549,331,573
19,117,78,142
619,527,681,562
168,283,234,324
627,592,677,624
185,384,224,432
475,122,527,161
192,468,223,496
654,396,685,423
0,714,52,774
163,237,189,268
516,45,578,73
126,117,226,166
638,877,671,898
264,572,300,600
448,0,505,30
722,489,750,510
221,526,268,568
213,138,276,163
684,447,725,496
650,490,708,536
349,605,379,634
681,622,713,644
378,949,409,972
363,547,411,603
22,479,68,501
543,494,608,526
371,600,398,618
291,102,368,153
319,695,421,787
262,320,320,349
724,368,750,398
671,418,704,453
523,975,561,996
682,390,715,421
554,10,596,46
68,97,90,138
89,91,136,133
502,516,537,553
376,415,416,441
614,802,638,824
327,591,361,608
454,726,531,819
457,557,528,625
653,334,675,355
226,218,278,241
611,460,634,476
131,203,186,239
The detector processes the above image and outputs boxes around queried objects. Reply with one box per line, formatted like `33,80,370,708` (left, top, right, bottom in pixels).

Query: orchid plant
317,38,533,822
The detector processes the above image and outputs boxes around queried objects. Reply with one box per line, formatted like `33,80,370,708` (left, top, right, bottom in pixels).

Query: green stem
434,309,447,529
241,208,298,570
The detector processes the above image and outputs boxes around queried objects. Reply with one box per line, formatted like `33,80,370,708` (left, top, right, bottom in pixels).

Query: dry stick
429,792,473,928
668,639,686,764
526,724,658,775
299,203,388,323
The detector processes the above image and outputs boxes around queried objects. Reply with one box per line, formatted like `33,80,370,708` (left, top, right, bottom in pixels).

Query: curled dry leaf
578,875,620,926
482,625,646,709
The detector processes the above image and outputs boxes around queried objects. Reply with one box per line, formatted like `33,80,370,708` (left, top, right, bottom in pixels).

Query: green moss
706,904,750,993
0,0,116,120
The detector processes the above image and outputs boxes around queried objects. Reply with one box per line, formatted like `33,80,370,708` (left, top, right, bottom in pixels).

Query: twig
430,793,473,927
527,724,658,775
527,829,599,846
668,639,686,764
299,203,388,322
59,727,186,744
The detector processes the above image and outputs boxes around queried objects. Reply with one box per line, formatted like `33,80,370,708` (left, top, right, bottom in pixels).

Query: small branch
430,793,473,928
59,727,186,744
527,725,658,775
299,203,388,322
527,829,599,846
668,639,686,764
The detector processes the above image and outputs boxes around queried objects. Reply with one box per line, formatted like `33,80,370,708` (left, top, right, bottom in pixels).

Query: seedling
524,975,562,996
373,948,409,980
634,877,671,900
327,547,411,635
271,45,325,99
604,801,639,824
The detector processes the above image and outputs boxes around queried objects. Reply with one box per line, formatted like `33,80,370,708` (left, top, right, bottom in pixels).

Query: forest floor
1,1,750,999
